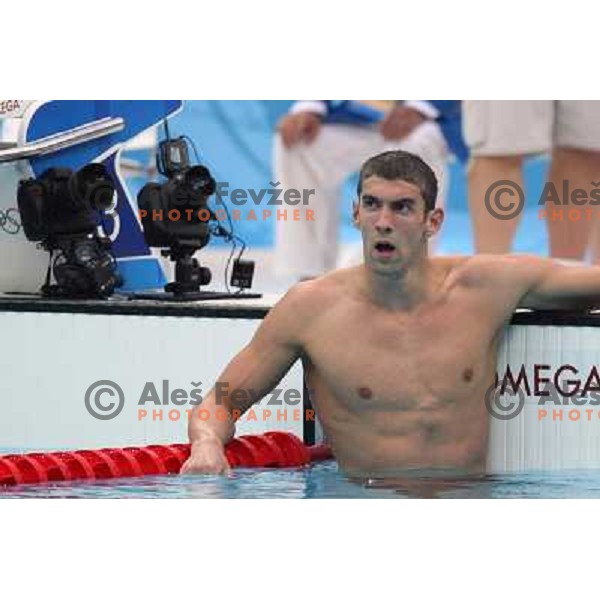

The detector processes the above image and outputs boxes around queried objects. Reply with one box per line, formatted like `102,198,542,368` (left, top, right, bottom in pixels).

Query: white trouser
273,121,449,279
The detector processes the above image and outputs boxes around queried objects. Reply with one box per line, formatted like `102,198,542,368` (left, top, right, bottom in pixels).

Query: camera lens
184,166,215,196
74,163,116,210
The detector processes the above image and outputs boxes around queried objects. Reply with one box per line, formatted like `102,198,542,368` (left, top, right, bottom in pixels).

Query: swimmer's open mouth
374,241,396,253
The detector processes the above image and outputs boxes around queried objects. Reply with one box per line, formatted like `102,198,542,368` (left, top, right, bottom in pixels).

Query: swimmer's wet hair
357,150,438,211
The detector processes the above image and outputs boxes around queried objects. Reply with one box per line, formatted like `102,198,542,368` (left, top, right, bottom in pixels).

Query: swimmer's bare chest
302,288,505,474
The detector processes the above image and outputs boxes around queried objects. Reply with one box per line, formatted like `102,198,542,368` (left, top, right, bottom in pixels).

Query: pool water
4,460,600,498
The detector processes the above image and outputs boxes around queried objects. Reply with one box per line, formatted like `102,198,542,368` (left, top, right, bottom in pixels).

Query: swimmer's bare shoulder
397,254,532,327
266,270,353,342
287,267,363,312
437,253,595,312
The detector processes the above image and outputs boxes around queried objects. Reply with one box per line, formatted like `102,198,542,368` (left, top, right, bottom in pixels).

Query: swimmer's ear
425,207,444,236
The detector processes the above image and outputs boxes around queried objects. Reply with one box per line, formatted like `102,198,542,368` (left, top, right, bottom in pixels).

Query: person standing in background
464,101,600,259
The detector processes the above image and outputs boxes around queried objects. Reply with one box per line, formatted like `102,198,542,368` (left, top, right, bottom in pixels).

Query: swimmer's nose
374,209,394,233
375,223,393,235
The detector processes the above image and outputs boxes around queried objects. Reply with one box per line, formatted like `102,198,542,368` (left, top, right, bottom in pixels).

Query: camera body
17,164,115,240
16,164,122,298
137,164,215,250
137,137,217,296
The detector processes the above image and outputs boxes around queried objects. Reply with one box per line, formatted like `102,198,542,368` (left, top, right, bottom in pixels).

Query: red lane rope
0,432,333,487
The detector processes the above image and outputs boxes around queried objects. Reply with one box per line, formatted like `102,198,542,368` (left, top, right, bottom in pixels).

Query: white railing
0,116,125,164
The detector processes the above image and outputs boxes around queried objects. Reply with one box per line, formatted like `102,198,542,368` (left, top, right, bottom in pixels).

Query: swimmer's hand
180,438,232,475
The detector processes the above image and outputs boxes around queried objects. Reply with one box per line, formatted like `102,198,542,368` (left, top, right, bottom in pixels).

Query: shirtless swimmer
181,150,600,478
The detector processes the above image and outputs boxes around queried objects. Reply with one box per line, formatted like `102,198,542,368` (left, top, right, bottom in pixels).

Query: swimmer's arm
514,256,600,310
187,285,310,449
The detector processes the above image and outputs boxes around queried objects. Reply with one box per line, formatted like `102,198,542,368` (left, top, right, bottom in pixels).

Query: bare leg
468,155,524,253
546,147,600,260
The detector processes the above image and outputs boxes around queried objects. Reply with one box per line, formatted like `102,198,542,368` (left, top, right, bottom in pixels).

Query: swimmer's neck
362,254,435,311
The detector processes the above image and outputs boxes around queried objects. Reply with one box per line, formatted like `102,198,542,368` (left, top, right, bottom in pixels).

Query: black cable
214,190,235,237
229,236,249,295
209,193,250,293
44,248,54,290
212,189,239,292
228,233,245,260
182,135,203,163
224,238,237,294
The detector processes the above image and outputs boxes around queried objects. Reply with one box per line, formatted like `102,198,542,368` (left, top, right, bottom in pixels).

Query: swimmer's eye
361,196,416,214
361,196,380,209
391,200,414,214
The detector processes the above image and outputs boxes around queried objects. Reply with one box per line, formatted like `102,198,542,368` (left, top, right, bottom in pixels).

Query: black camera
137,138,217,296
18,164,115,240
138,164,215,250
135,131,260,301
17,164,122,299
